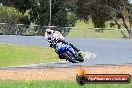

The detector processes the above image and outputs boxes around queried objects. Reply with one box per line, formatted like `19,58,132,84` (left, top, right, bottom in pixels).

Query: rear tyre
63,52,77,63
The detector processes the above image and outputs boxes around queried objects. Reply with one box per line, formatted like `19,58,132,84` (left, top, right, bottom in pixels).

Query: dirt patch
0,65,132,81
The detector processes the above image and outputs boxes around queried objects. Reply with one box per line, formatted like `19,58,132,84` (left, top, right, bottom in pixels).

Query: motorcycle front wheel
63,52,77,63
77,56,84,62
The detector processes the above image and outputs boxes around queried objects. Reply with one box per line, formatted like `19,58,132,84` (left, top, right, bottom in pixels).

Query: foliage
11,0,32,14
0,6,30,35
76,0,132,38
19,15,30,25
11,0,77,27
0,0,12,7
76,0,112,28
0,6,21,23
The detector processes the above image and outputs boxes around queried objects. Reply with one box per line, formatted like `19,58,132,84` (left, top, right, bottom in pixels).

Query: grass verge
0,44,59,67
67,21,128,39
0,80,131,88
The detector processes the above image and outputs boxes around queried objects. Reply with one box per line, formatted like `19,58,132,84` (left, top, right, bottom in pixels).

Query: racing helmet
46,28,53,35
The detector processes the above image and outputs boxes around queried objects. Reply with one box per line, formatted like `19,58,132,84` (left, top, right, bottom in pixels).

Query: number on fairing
62,44,66,47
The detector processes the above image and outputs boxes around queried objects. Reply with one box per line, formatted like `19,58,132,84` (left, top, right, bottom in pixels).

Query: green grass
68,28,122,38
0,44,59,67
67,20,128,39
0,80,131,88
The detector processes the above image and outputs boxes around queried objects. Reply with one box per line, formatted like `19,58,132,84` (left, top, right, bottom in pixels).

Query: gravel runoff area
0,65,131,81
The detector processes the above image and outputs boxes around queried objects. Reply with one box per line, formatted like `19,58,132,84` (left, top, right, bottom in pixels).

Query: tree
11,0,77,27
76,0,112,28
76,0,132,39
0,6,28,34
0,0,13,7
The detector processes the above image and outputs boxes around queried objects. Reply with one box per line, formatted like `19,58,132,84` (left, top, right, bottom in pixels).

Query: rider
45,28,81,58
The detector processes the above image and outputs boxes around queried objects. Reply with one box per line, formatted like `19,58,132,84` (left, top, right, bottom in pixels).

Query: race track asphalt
0,35,132,68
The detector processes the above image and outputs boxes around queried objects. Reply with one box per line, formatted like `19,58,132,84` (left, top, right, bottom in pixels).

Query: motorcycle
50,39,84,63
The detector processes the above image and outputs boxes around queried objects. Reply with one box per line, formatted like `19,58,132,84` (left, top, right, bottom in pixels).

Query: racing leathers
45,30,80,59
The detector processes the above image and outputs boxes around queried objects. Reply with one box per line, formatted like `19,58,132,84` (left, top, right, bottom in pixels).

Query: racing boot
69,43,83,58
69,43,80,52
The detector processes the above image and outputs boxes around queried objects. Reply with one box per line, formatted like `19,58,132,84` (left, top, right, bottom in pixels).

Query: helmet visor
47,31,51,35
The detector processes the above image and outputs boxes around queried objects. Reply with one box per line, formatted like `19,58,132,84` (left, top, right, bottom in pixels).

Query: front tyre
63,52,77,63
77,55,84,62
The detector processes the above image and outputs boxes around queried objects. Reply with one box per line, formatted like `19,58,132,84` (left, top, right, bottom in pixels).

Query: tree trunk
118,29,127,38
115,21,127,38
112,14,128,38
128,30,132,39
